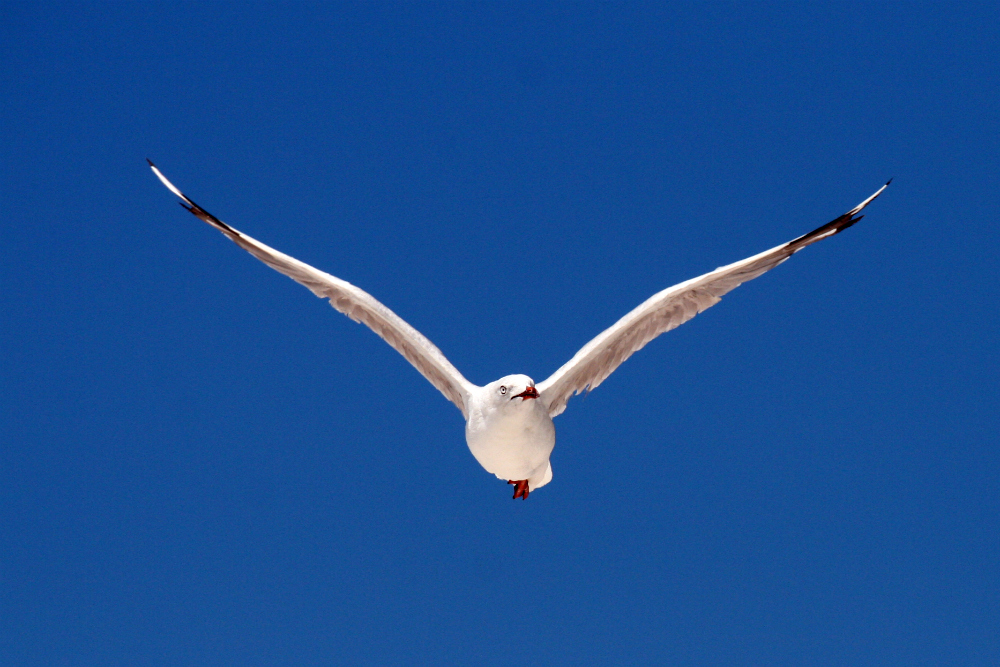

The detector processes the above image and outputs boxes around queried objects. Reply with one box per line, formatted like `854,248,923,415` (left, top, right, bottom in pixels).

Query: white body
149,162,888,497
465,376,555,491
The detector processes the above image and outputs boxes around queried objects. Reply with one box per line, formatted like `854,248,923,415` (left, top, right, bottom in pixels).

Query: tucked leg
507,479,530,500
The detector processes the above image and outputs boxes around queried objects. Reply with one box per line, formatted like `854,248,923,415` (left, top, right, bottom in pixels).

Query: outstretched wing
537,182,890,417
149,161,476,417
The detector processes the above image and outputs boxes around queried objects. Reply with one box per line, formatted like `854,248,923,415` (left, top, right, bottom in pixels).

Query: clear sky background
2,3,998,665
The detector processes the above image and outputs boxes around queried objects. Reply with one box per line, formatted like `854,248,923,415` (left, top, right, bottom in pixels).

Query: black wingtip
886,178,893,186
146,158,156,167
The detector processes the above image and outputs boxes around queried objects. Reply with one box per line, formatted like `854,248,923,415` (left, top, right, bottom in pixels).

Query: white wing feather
149,161,476,417
537,182,890,417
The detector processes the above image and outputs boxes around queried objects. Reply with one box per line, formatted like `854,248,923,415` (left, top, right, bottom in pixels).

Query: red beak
512,386,539,401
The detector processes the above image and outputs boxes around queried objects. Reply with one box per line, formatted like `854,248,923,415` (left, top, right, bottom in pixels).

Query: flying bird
149,160,888,499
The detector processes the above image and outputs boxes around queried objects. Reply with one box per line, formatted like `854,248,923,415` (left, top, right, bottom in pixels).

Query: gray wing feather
537,182,890,417
149,161,475,417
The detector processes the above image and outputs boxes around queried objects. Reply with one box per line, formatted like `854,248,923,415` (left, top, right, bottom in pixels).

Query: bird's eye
499,386,507,395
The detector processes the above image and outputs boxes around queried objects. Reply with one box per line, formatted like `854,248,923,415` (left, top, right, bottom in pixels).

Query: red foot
508,479,530,500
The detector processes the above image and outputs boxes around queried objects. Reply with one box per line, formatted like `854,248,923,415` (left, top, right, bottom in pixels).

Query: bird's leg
507,479,530,500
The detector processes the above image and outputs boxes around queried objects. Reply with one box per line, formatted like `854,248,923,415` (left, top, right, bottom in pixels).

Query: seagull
149,160,888,499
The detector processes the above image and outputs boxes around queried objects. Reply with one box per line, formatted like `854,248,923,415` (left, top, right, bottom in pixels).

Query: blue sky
2,3,998,664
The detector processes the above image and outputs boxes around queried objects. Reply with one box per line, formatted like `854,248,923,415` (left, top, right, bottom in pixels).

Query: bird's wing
537,181,890,417
149,161,476,417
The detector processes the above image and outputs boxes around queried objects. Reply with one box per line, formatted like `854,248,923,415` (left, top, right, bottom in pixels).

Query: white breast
465,394,556,488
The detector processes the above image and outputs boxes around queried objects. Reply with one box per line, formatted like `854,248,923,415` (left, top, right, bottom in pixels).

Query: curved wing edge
537,181,890,417
148,160,476,417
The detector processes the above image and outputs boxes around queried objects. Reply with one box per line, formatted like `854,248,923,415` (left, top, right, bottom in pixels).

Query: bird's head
488,375,540,408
